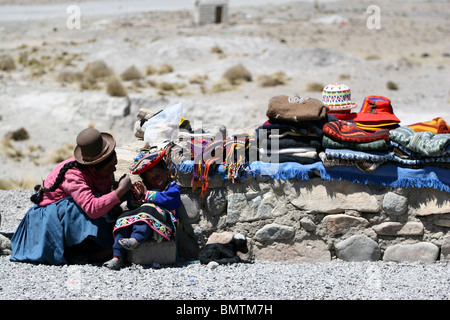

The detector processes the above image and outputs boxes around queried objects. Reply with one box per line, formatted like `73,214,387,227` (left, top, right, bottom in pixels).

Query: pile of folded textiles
256,95,337,164
389,118,450,169
320,120,392,172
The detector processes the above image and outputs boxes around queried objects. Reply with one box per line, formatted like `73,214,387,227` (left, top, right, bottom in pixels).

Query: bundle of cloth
320,120,392,172
256,95,336,164
389,119,450,169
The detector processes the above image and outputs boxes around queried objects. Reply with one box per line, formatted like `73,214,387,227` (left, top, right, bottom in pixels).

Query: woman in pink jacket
10,128,132,265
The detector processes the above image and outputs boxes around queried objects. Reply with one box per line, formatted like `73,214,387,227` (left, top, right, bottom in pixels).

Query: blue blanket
178,160,450,192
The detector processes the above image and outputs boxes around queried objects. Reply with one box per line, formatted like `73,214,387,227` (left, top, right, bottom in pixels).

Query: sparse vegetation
0,55,16,71
387,81,399,90
158,64,174,75
223,64,252,85
209,78,234,93
106,76,127,97
306,82,325,92
121,65,143,81
258,72,288,87
145,65,157,75
46,143,75,164
84,60,112,79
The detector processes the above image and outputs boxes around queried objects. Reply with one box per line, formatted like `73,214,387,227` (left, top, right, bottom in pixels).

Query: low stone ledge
115,154,450,264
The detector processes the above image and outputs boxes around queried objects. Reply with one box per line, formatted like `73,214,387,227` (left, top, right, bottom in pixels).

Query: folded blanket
319,151,384,173
265,115,335,138
322,135,389,151
260,147,317,156
389,126,450,157
408,117,450,134
260,135,322,151
266,95,328,122
324,120,390,143
324,148,392,163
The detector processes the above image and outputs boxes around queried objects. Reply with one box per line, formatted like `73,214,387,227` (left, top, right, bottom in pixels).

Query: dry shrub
57,67,83,83
0,55,16,71
145,65,157,75
121,65,143,81
258,72,288,87
106,77,127,97
189,74,209,84
84,60,112,79
0,137,22,160
0,177,40,190
306,82,325,92
158,64,174,75
211,46,224,54
46,143,75,164
387,81,398,90
157,82,187,95
209,78,234,93
223,64,252,85
5,128,29,141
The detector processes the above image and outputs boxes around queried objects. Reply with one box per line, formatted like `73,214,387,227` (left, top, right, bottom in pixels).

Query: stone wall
116,146,450,264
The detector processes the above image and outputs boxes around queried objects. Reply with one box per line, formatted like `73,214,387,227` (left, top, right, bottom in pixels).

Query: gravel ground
1,190,450,301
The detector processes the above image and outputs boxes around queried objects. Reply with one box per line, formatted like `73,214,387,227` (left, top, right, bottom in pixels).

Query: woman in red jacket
10,128,132,265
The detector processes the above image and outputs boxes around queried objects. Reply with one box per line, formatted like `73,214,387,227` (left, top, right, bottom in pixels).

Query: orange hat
353,95,400,123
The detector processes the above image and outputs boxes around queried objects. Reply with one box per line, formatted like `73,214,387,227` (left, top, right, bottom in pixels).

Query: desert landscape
0,0,449,188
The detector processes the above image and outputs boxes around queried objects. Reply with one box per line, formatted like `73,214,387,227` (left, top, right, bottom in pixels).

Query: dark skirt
10,197,114,265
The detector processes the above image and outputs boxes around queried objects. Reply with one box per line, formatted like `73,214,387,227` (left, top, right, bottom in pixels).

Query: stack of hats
322,83,358,120
256,95,333,164
353,95,400,132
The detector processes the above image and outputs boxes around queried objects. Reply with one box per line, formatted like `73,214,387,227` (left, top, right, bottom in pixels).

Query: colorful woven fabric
323,120,390,143
354,95,400,123
322,135,389,151
408,117,450,134
130,150,166,175
322,83,358,110
113,203,176,241
389,126,450,157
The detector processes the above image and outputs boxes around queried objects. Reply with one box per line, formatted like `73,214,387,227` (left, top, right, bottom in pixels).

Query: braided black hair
30,160,80,204
30,151,117,205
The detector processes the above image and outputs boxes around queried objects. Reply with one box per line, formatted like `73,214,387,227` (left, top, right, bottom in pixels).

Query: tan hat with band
74,128,116,165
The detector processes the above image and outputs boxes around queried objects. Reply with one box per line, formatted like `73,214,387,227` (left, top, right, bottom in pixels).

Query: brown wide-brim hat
74,128,116,165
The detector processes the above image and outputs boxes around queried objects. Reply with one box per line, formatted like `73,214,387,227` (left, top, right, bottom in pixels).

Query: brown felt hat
74,128,116,165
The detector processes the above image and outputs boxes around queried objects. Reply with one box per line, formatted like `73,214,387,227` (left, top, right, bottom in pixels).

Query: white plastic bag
142,102,182,148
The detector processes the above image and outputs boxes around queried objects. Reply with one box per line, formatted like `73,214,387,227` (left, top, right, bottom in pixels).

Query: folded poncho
324,120,390,143
389,126,450,157
260,136,322,151
266,96,328,122
408,117,450,134
322,135,389,151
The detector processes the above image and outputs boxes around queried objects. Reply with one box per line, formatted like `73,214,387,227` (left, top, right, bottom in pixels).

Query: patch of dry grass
387,81,399,90
0,177,40,190
106,76,127,97
45,143,75,164
222,64,252,85
121,65,143,81
258,72,289,87
306,82,325,92
158,64,174,75
0,55,16,71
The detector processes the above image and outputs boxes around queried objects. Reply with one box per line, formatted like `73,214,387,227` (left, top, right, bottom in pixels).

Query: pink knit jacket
39,158,120,219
